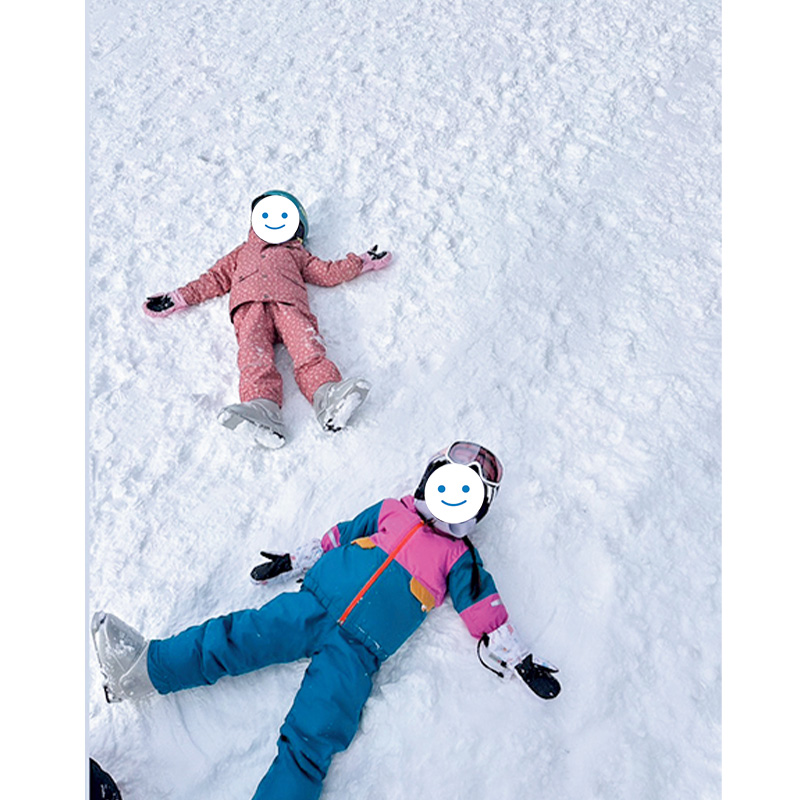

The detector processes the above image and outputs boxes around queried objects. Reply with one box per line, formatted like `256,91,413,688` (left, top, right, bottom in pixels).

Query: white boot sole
91,612,124,704
253,425,287,449
218,409,286,449
320,380,370,432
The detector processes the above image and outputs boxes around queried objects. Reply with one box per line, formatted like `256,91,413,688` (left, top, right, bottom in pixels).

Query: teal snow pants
146,588,381,800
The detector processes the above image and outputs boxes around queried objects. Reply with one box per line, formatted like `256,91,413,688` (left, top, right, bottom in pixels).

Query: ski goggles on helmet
442,441,503,486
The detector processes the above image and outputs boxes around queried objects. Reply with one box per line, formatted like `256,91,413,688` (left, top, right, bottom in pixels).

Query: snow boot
312,377,371,432
91,611,155,703
217,398,286,449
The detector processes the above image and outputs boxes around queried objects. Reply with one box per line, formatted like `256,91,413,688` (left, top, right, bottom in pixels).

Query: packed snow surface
88,0,721,798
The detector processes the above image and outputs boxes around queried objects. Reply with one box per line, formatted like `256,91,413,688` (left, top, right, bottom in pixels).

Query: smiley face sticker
251,195,301,244
423,463,486,524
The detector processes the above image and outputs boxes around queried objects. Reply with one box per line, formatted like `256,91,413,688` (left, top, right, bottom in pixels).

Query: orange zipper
337,521,425,625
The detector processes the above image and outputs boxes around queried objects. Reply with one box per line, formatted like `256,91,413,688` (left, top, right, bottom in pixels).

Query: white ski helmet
413,441,503,537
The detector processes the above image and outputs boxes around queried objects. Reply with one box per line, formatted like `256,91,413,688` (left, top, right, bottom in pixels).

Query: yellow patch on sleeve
410,578,436,612
353,537,377,549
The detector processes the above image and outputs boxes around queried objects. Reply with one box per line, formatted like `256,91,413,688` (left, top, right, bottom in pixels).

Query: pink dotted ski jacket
178,228,363,317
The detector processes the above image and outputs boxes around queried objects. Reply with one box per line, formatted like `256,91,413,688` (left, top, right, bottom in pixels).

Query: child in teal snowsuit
93,443,561,800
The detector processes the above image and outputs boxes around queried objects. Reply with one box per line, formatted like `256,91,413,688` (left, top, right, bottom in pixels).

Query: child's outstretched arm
250,500,385,584
301,245,392,287
448,551,561,699
142,243,244,317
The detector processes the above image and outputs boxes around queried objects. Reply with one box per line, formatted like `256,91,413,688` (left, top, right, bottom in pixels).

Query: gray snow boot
217,398,286,449
91,611,155,703
312,377,371,432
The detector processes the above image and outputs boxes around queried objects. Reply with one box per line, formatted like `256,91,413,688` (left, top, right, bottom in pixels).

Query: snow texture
88,0,721,798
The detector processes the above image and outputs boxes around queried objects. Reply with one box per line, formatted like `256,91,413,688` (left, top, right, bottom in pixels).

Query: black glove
367,244,387,260
145,294,175,313
515,655,561,699
250,552,293,583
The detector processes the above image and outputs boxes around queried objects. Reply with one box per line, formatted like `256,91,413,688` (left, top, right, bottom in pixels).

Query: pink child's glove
142,290,188,318
359,245,392,273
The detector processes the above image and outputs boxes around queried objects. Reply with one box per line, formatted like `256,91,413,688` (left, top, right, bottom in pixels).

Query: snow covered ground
87,0,721,798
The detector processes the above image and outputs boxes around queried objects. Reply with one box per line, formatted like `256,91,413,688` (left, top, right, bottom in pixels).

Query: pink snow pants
232,301,341,406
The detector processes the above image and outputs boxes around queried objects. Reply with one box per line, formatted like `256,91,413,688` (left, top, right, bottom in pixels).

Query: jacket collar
247,227,305,249
411,496,478,539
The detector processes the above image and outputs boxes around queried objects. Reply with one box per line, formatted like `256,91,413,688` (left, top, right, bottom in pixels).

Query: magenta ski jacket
178,228,363,317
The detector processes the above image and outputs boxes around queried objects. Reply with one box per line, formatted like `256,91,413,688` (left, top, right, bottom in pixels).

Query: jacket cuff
175,285,199,306
459,592,509,639
321,525,341,552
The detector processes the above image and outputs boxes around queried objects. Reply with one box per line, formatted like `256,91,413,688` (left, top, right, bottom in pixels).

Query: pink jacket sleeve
177,243,245,305
300,249,363,287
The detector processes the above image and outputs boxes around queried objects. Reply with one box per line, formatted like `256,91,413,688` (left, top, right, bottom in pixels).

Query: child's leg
253,629,380,800
271,303,341,404
232,302,283,405
147,589,328,695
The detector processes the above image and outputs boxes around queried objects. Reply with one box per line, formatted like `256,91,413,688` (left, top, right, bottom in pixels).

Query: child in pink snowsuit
144,190,391,447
